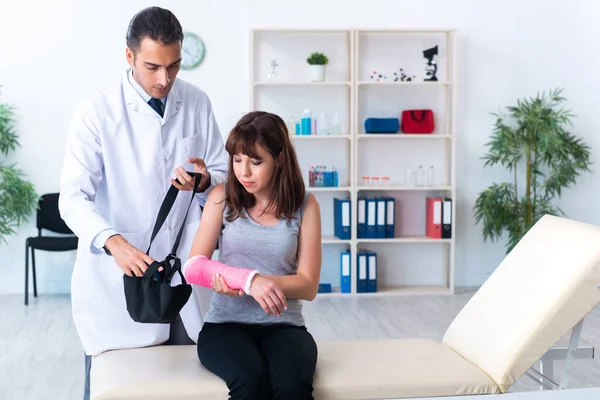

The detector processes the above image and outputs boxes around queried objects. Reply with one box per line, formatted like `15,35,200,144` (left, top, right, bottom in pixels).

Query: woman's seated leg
259,325,318,400
197,322,270,400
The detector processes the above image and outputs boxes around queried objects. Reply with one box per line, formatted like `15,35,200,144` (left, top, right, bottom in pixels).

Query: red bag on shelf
401,110,435,134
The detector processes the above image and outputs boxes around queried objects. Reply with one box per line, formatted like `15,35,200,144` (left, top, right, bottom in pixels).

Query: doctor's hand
104,235,155,277
171,157,211,192
248,275,287,317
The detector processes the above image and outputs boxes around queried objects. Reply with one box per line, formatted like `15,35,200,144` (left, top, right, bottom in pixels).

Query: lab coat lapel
122,71,163,119
161,81,182,126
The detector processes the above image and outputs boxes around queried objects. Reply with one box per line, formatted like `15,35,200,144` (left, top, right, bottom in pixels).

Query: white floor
2,290,600,400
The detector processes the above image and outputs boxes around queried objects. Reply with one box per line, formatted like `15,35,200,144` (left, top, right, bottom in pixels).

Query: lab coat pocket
180,134,202,160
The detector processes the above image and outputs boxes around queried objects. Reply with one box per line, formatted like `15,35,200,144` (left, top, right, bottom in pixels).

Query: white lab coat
59,70,228,356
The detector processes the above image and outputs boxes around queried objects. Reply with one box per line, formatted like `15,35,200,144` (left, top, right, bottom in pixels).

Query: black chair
25,193,78,305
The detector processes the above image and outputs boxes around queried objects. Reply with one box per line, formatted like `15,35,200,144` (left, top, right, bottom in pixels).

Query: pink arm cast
183,255,258,294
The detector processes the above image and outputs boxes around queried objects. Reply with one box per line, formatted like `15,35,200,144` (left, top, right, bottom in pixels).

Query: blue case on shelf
318,283,332,293
364,118,399,134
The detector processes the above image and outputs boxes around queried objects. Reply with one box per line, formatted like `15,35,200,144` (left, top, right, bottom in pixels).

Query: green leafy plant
473,88,591,254
0,86,38,244
306,52,329,65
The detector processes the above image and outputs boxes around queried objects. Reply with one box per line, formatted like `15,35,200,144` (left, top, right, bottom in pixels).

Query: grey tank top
203,193,309,326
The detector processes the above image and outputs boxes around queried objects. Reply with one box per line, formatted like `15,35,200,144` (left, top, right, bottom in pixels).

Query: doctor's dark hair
126,6,183,54
224,111,306,223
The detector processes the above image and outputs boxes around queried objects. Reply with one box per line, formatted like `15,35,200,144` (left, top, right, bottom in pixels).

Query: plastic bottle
318,112,329,135
301,109,312,135
405,167,414,186
427,166,435,186
415,165,425,186
331,112,341,134
287,116,296,136
332,165,339,187
316,165,323,187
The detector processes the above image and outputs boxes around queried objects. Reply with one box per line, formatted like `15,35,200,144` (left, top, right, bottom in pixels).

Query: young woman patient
184,111,322,400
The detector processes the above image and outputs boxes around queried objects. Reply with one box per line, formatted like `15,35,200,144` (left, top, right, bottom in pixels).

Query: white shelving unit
250,28,457,296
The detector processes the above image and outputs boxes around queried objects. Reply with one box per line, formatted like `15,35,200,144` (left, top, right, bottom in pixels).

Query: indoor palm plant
473,88,591,254
306,52,329,82
0,86,38,244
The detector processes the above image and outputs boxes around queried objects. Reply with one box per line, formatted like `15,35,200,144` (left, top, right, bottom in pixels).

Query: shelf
322,236,351,244
292,134,351,140
254,28,351,34
358,81,451,86
357,185,453,191
252,29,457,296
316,288,350,297
254,81,351,86
358,236,452,244
307,186,351,192
357,134,451,139
355,285,452,296
357,29,455,34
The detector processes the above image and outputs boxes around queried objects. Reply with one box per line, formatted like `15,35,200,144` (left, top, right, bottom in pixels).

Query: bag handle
410,110,427,122
142,254,187,284
146,172,202,257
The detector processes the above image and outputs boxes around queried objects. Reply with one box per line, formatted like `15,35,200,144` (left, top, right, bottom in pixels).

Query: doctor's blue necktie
148,98,164,118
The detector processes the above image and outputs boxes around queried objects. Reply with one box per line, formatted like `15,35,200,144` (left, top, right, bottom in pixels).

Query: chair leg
24,242,29,306
31,248,37,297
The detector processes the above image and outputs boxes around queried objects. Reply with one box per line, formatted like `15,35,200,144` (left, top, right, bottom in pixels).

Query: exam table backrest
442,214,600,392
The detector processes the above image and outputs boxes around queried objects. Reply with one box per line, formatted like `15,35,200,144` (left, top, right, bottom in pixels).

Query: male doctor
58,6,228,399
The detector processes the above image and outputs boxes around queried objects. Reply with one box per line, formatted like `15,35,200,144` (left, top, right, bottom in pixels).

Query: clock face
181,32,205,70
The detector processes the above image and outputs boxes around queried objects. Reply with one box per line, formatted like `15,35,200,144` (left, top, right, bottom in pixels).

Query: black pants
198,322,318,400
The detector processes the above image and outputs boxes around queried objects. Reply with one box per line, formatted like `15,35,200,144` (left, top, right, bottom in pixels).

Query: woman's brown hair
224,111,305,222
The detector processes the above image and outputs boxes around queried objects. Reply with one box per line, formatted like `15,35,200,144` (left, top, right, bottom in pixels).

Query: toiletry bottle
331,112,341,134
301,109,312,135
318,112,329,135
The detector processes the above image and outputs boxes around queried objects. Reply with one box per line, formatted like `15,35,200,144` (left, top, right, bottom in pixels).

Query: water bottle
317,165,324,187
331,112,341,134
415,165,425,186
427,166,435,186
287,116,297,136
318,112,329,135
332,166,339,187
405,167,414,186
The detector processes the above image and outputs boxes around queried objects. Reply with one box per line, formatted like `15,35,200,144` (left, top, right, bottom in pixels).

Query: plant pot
310,65,326,82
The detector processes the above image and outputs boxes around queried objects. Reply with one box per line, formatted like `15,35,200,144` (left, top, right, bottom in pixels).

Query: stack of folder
357,197,396,239
339,250,378,294
357,250,378,293
425,196,452,239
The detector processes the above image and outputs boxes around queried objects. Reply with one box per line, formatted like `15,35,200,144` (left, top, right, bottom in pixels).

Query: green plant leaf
306,52,329,65
0,87,38,244
473,88,591,254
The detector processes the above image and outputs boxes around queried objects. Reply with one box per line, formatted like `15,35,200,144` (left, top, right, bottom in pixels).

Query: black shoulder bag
123,173,201,324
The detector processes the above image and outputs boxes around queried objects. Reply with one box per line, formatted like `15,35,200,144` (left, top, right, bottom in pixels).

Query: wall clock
181,32,205,70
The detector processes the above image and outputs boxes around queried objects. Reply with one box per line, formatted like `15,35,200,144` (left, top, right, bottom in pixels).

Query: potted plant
0,86,38,244
473,88,591,254
306,52,329,82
